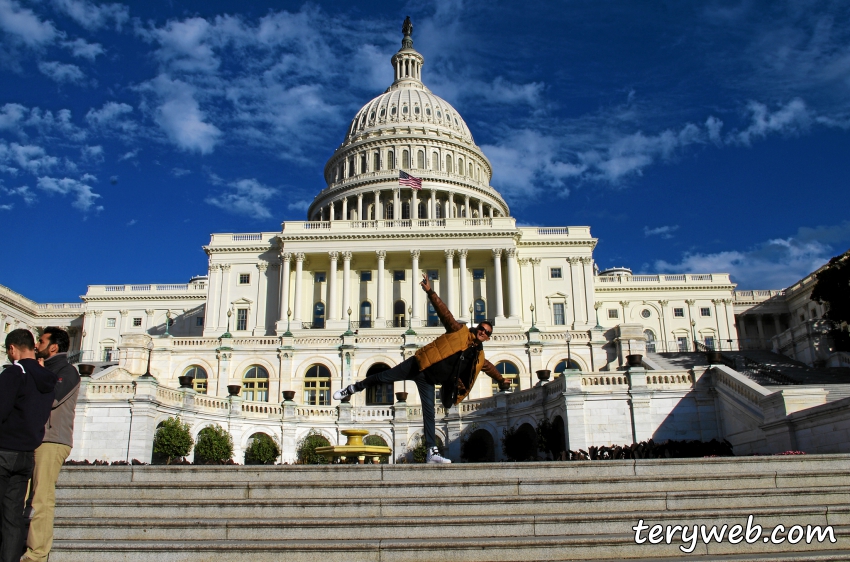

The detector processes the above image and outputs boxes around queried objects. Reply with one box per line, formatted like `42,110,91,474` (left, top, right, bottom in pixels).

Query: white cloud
50,0,128,30
117,149,138,161
0,203,11,210
0,0,59,46
0,103,27,130
63,37,103,60
36,174,102,211
286,199,309,212
38,60,85,83
171,167,191,177
0,104,85,140
85,101,135,132
0,142,59,174
206,178,276,218
731,98,812,145
644,225,679,239
147,17,220,73
0,184,34,205
126,219,136,226
654,222,850,289
143,74,221,154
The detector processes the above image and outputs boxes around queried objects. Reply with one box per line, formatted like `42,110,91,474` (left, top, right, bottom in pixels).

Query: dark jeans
0,449,34,562
356,357,437,449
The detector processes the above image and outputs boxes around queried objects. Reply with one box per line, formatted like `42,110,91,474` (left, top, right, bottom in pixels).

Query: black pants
355,357,437,449
0,449,34,562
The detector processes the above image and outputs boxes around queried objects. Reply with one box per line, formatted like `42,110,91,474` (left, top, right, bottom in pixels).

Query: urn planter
282,390,296,402
395,392,408,402
227,384,241,396
536,369,551,381
177,375,194,389
626,354,643,367
78,364,95,377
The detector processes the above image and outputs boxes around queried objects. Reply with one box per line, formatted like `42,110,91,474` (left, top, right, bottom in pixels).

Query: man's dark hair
5,328,35,351
476,321,493,333
43,326,70,353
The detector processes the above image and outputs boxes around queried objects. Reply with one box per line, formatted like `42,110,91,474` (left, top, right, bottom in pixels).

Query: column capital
444,249,455,259
505,247,517,258
119,310,129,317
221,263,232,271
329,251,339,260
295,252,306,262
376,250,386,260
619,301,630,307
517,258,529,266
209,263,221,271
722,298,733,305
529,257,541,266
145,309,155,316
93,310,103,317
685,299,696,305
594,301,602,310
280,251,292,262
457,249,468,259
341,251,352,261
410,249,420,259
580,256,592,265
492,248,503,258
257,261,269,272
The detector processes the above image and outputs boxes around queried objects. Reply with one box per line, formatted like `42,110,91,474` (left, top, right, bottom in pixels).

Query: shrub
461,429,495,462
501,424,538,462
194,425,234,464
408,435,445,463
297,430,330,464
363,434,389,464
152,417,193,464
536,417,565,459
245,433,280,465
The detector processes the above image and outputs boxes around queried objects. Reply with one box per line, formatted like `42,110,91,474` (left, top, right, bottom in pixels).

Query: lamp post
690,319,697,351
284,307,292,337
593,301,603,329
345,307,354,336
529,304,536,329
222,308,233,339
565,331,572,368
405,305,415,335
141,341,154,379
164,310,172,337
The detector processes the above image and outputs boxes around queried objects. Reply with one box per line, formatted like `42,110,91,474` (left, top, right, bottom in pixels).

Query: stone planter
177,375,194,388
227,384,241,396
536,369,551,381
282,390,296,401
78,364,95,377
395,392,408,402
626,354,643,367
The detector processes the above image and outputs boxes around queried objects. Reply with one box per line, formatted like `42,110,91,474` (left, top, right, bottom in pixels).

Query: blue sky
2,0,849,302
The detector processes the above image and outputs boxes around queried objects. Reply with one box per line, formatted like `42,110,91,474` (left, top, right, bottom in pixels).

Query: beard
35,346,51,359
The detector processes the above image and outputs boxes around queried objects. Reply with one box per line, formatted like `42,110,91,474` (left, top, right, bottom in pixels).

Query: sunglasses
479,328,492,337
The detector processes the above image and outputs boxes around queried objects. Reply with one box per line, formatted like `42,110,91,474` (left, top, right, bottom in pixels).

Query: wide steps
49,455,850,561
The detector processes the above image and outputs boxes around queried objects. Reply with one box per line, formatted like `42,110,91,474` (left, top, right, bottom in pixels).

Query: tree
194,425,234,464
244,433,280,465
811,250,850,351
296,431,330,464
152,417,193,464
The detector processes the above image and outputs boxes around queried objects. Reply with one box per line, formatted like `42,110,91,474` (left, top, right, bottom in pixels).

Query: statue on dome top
401,16,413,49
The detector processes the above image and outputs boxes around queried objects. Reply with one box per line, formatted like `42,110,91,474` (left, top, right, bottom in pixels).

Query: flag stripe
399,170,422,189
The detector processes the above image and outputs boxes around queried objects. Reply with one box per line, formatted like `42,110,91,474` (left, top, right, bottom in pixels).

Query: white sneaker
333,384,356,401
426,446,451,464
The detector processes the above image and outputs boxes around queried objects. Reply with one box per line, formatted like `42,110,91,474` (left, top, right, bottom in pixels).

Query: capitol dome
307,18,509,223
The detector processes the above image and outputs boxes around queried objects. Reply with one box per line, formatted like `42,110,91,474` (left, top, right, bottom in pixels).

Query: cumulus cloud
50,0,128,30
206,178,276,218
654,222,850,289
0,0,59,46
0,104,84,140
0,142,59,174
143,74,221,154
63,37,103,60
147,17,221,73
36,174,102,211
644,225,679,239
85,101,135,133
0,184,35,205
286,199,309,212
38,60,85,83
731,98,812,145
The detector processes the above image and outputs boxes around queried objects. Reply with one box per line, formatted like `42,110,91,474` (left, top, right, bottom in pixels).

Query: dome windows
391,106,397,116
369,111,375,121
380,107,386,117
414,105,420,115
402,105,409,115
425,107,431,116
437,110,442,119
454,117,459,126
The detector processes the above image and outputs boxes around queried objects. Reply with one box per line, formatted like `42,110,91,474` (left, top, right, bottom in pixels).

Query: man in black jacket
22,327,80,562
0,329,56,562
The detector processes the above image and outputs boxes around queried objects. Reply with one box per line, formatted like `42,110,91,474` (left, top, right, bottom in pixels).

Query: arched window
468,163,473,177
494,361,520,392
304,364,330,405
394,300,407,328
554,359,581,376
474,299,486,324
445,156,453,174
385,202,394,220
366,363,393,405
432,152,440,170
373,152,380,171
184,365,207,394
401,201,410,219
458,158,463,174
417,150,424,169
427,301,440,327
402,150,410,169
313,302,325,329
644,329,656,353
243,365,269,402
360,154,367,174
418,202,426,219
360,301,372,328
435,202,443,219
387,150,395,169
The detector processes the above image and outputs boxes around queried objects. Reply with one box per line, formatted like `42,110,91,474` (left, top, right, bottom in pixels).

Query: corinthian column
327,251,339,322
376,250,386,322
206,263,220,331
253,261,268,335
341,251,352,322
506,248,520,320
411,249,421,324
445,249,456,315
278,252,291,323
458,249,469,322
292,253,305,323
492,249,505,322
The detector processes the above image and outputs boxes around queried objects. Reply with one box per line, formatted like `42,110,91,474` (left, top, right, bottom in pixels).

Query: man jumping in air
334,273,510,463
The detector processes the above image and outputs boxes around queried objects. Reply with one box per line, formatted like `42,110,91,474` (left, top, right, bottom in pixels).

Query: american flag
399,170,422,190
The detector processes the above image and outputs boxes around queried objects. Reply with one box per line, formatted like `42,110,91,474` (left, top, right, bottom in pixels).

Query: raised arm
480,359,511,390
420,273,462,332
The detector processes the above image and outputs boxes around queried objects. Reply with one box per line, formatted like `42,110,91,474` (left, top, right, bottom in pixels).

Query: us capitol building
3,21,846,463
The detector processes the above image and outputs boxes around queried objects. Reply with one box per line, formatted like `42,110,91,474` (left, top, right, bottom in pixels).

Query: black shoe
333,384,356,401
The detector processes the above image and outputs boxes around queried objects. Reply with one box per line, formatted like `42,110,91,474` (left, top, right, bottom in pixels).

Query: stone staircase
49,455,850,561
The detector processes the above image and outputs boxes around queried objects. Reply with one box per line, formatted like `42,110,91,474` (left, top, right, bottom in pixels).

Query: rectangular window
550,267,562,279
239,273,251,285
673,308,685,318
427,269,439,280
608,309,618,319
393,270,406,281
315,272,326,283
799,313,806,323
677,337,689,352
106,318,116,328
700,307,711,317
196,317,204,327
704,336,716,350
553,303,565,325
472,268,485,280
427,301,440,327
360,271,372,282
236,309,248,331
132,317,142,327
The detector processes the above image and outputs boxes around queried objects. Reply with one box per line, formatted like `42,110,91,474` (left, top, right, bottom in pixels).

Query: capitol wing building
3,22,848,463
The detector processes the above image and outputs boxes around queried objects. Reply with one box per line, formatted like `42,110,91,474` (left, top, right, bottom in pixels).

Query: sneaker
426,446,451,464
333,384,356,401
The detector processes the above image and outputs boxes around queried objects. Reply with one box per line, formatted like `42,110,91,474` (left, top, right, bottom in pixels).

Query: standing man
334,274,510,463
22,328,80,562
0,329,56,562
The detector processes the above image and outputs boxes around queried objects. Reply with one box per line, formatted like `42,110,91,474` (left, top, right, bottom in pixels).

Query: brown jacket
414,289,504,404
